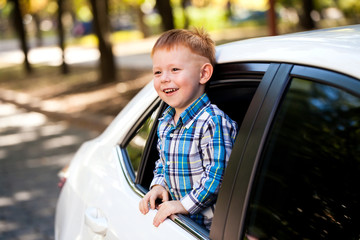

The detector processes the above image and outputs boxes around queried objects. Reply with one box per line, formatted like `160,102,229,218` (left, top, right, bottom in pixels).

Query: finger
153,208,168,227
162,191,169,202
139,195,150,214
139,199,146,214
149,195,157,210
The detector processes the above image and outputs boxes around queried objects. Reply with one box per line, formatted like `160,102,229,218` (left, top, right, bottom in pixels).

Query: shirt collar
160,93,211,129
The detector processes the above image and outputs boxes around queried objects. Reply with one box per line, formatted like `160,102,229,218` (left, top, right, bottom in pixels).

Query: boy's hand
139,185,169,215
153,200,188,227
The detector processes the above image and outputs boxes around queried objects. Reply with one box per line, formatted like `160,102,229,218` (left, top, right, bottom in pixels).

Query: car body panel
98,81,158,145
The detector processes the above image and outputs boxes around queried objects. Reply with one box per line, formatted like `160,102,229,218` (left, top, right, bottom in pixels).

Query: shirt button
170,189,174,193
169,133,174,137
167,161,170,165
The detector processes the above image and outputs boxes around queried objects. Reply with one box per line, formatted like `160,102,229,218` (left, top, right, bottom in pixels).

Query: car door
212,63,360,239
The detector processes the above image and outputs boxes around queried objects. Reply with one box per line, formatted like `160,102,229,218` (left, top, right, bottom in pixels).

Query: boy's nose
160,72,170,82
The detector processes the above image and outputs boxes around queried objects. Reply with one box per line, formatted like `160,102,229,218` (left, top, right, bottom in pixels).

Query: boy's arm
150,158,167,189
153,200,188,227
181,115,237,215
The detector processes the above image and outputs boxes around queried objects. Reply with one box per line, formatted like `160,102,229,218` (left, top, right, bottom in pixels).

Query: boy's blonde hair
151,28,216,66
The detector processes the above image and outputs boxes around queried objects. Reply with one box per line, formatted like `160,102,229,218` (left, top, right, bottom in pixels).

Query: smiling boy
139,28,238,230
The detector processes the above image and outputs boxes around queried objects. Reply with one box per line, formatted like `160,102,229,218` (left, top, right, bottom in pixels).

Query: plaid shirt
150,93,238,229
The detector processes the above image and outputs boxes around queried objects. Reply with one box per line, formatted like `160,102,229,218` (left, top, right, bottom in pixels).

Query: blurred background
0,0,359,114
1,0,359,120
0,0,359,240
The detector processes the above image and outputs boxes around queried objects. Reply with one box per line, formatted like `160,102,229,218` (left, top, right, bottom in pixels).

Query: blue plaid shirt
150,93,238,229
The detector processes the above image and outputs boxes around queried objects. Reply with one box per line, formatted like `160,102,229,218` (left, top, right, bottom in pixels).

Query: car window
243,77,360,239
125,105,160,178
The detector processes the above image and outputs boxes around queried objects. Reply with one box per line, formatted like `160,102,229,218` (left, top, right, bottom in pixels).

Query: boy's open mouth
163,88,179,94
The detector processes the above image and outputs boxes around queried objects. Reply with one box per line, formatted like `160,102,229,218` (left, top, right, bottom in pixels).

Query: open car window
120,99,161,183
120,63,268,238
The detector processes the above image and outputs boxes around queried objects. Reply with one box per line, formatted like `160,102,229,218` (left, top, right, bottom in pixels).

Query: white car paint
216,25,360,79
55,25,360,240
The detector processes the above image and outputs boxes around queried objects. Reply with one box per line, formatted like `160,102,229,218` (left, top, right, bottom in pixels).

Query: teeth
164,88,177,93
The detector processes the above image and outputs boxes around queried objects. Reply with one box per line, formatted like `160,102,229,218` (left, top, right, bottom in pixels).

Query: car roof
216,24,360,79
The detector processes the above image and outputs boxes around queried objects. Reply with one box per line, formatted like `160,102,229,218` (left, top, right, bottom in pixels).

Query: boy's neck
173,112,180,125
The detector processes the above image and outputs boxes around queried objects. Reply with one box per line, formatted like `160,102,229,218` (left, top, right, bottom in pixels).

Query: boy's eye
154,71,161,75
172,68,180,72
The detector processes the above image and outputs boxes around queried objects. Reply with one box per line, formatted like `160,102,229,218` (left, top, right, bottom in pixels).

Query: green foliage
112,30,144,42
172,5,228,30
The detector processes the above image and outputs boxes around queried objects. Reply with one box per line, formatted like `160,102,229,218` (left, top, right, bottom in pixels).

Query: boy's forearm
153,200,189,227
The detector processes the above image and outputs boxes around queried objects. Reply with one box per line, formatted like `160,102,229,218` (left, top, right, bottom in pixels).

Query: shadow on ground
0,103,98,239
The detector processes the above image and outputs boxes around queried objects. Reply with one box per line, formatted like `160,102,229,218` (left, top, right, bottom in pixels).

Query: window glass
243,78,360,239
126,107,160,176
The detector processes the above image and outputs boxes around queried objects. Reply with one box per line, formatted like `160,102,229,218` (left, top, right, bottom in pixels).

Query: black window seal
211,62,269,81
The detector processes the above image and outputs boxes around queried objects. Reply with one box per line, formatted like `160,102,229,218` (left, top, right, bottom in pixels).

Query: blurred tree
57,0,68,74
89,0,117,83
9,0,32,73
268,0,277,35
29,0,49,47
300,0,315,29
337,0,360,22
32,13,42,46
181,0,191,29
15,0,49,47
135,4,149,37
123,0,150,37
278,0,315,29
155,0,174,31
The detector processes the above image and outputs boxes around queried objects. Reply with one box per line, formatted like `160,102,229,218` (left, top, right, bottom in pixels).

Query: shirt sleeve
181,115,237,214
150,159,167,189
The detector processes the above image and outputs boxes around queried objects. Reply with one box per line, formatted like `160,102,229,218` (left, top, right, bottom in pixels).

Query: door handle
85,207,108,236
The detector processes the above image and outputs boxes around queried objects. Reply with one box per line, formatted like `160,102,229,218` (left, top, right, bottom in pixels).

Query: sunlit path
0,102,98,240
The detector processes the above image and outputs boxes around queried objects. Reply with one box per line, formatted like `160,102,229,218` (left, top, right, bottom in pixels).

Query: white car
55,25,360,240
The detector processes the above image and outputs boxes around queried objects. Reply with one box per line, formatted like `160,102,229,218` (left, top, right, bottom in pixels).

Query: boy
139,28,238,230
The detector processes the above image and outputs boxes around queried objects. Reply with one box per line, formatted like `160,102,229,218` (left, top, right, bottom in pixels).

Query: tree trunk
135,6,149,38
181,0,190,29
33,13,43,47
57,0,69,74
155,0,174,31
10,0,32,73
300,0,315,30
268,0,277,35
89,0,117,83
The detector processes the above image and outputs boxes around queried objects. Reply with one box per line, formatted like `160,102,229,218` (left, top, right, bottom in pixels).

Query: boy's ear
199,63,213,85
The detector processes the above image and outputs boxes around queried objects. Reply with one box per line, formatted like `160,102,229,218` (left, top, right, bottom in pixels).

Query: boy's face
152,45,212,116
